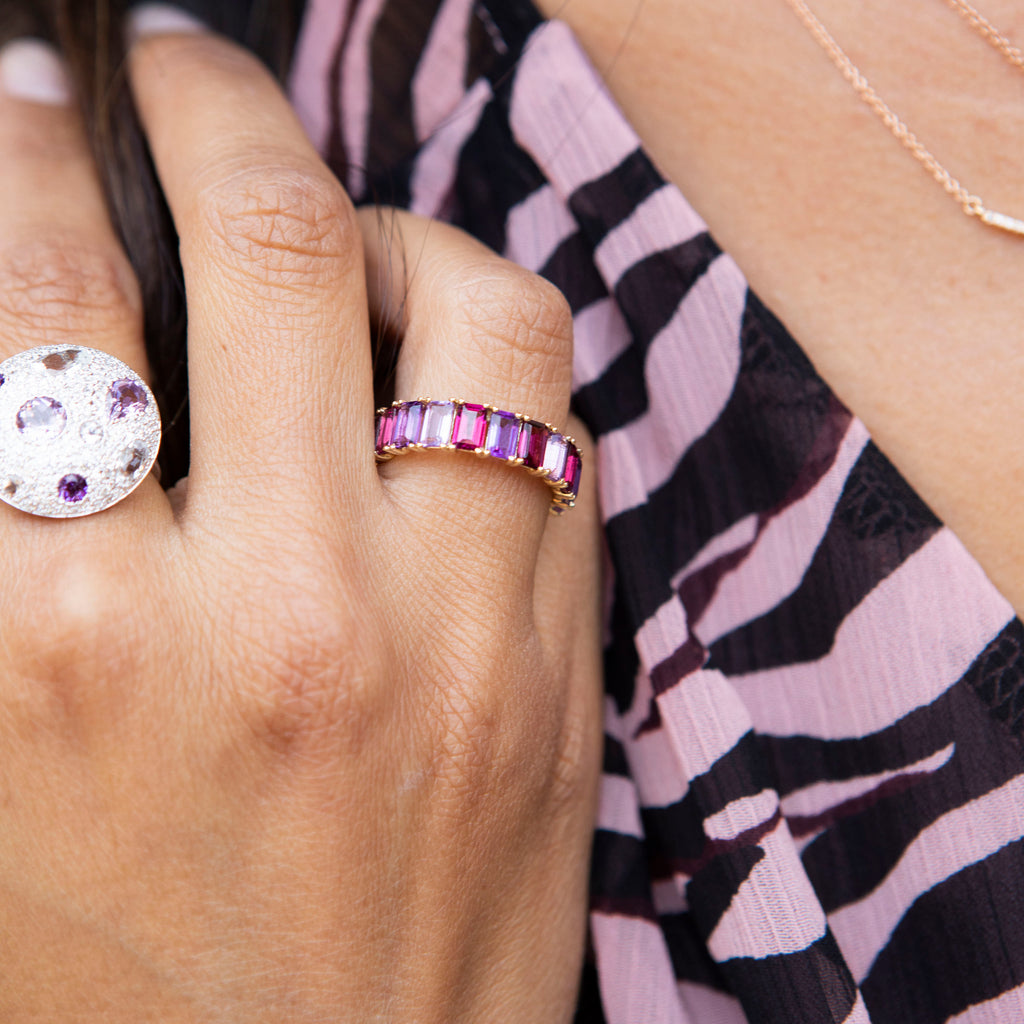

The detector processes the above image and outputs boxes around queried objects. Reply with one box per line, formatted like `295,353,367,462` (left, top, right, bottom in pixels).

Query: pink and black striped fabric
289,1,1024,1020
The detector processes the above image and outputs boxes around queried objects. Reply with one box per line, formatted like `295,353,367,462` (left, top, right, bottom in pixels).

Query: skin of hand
0,16,603,1024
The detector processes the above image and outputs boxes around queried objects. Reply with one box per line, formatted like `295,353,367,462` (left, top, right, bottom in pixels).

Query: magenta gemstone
16,396,66,438
453,403,488,450
58,473,87,503
519,419,547,469
563,450,582,498
108,379,148,420
393,401,424,449
485,410,520,460
542,433,569,481
378,408,396,448
420,401,456,447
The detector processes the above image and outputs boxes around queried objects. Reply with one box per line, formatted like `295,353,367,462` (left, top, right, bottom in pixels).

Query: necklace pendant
978,208,1024,237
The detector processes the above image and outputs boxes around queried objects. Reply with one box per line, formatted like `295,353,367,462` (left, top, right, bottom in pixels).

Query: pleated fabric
289,2,1024,1020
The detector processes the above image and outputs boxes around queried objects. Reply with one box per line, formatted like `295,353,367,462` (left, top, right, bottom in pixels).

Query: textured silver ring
0,345,161,518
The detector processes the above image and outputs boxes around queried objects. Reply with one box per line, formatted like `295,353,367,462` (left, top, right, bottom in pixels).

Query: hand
0,18,601,1023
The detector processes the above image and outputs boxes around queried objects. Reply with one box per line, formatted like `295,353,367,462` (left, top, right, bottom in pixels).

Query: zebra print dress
288,1,1024,1020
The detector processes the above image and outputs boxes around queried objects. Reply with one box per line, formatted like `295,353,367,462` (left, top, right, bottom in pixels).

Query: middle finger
128,14,376,530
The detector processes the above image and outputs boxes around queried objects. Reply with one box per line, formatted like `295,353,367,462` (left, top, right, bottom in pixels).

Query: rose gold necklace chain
782,0,1024,236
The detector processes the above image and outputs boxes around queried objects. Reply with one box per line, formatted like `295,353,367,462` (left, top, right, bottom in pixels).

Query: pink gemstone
393,401,424,448
542,433,569,481
563,450,582,498
453,403,488,450
519,420,547,469
377,408,396,448
485,410,520,460
420,401,455,447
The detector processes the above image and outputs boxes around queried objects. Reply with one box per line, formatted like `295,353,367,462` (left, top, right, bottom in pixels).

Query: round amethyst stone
58,474,87,503
108,379,148,420
16,396,66,438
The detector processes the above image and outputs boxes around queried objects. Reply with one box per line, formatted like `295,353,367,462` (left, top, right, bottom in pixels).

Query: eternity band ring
0,344,161,518
375,399,582,514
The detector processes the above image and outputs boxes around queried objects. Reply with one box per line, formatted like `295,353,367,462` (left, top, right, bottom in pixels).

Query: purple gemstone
58,474,87,503
542,433,569,481
485,410,520,460
453,404,488,450
519,419,547,469
16,396,66,438
0,373,5,387
392,401,424,449
378,408,396,448
563,449,582,499
420,401,456,447
108,379,148,420
42,349,79,371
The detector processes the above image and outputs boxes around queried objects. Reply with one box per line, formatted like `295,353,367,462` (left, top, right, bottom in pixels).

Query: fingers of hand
360,208,576,586
128,20,376,528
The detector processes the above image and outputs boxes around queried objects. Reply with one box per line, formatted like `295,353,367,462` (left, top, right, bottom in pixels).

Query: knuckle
424,675,505,798
0,236,140,342
195,164,359,286
0,551,148,723
230,590,388,762
450,266,573,383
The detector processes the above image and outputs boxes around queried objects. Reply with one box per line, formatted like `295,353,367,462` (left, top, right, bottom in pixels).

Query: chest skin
536,0,1024,615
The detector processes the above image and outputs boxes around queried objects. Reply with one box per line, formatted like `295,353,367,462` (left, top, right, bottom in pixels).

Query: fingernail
129,3,207,40
0,39,71,105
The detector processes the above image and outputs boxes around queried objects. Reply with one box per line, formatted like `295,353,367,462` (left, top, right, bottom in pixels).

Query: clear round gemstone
41,349,80,371
80,420,104,444
108,379,148,420
122,447,146,476
57,474,88,503
16,396,66,438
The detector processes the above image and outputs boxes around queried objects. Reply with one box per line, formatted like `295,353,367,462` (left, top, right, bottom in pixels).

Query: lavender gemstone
542,433,569,481
392,401,424,449
58,473,88,503
420,401,456,447
42,349,80,371
108,379,148,420
485,410,520,460
453,404,488,450
16,396,66,438
519,419,547,469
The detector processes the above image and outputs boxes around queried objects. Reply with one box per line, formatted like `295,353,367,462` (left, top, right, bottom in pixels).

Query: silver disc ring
0,345,161,518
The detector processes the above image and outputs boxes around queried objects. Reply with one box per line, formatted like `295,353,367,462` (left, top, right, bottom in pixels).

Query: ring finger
360,209,577,585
